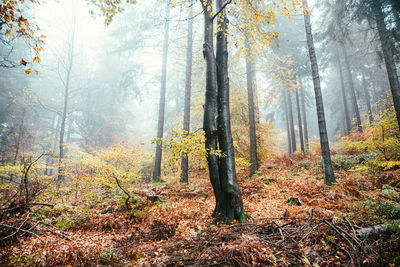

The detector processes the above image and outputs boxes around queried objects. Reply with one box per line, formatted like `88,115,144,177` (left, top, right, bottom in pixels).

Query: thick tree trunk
215,0,245,223
201,0,222,217
303,0,336,185
153,2,170,182
180,6,193,184
245,37,258,176
286,91,297,153
342,46,362,132
362,74,374,125
284,93,292,154
299,76,309,151
373,1,400,130
295,88,305,153
336,51,351,135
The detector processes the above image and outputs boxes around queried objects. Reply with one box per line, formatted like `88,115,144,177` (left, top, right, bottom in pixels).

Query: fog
0,0,398,174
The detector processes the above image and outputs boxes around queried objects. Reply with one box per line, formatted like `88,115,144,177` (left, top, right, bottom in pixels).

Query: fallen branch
356,220,400,238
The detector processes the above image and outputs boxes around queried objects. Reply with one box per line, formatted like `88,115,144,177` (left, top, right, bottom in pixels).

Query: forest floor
1,153,400,266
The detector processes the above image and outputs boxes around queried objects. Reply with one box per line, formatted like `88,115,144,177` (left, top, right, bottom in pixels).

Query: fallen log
356,220,400,238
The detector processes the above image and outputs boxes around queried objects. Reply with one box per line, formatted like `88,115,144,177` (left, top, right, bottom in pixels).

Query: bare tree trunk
295,88,305,153
13,107,26,165
342,46,362,132
286,91,296,153
245,37,258,176
201,0,222,217
373,0,400,130
336,50,351,134
215,0,245,223
153,2,170,182
180,5,193,184
362,74,374,125
284,93,292,155
299,76,309,151
58,25,75,185
303,0,336,185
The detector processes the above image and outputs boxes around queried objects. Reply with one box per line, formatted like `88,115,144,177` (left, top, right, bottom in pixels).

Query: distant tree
153,2,170,182
180,4,193,184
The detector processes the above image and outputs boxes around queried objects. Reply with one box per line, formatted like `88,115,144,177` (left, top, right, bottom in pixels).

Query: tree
153,2,170,182
180,4,193,184
295,87,305,152
245,37,258,176
335,49,352,134
303,0,336,185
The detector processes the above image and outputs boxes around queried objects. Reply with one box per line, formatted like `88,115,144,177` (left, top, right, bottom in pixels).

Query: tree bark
303,0,336,185
342,46,362,132
215,0,245,223
295,88,305,153
299,76,309,151
336,50,351,135
284,92,292,154
373,1,400,130
201,0,222,217
362,74,374,125
180,5,193,184
286,91,296,153
245,37,258,176
153,2,170,182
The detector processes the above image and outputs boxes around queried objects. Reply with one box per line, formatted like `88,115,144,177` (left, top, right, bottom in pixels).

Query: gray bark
299,76,309,151
153,2,170,182
295,88,305,153
303,0,336,185
342,46,362,132
336,50,351,135
286,91,296,153
362,74,374,125
215,0,245,222
180,5,193,184
284,93,292,155
245,37,258,176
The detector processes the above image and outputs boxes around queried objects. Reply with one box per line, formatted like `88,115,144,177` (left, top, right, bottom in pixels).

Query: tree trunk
58,26,75,185
373,1,400,130
215,0,245,223
286,91,296,153
284,92,292,154
201,0,222,217
13,107,26,165
295,88,305,153
336,50,351,135
299,76,309,151
153,2,170,182
245,37,258,176
180,5,193,184
342,46,362,132
303,0,336,185
362,74,374,125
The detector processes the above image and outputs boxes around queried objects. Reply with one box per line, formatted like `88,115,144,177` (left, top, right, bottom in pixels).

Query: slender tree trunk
215,0,245,223
245,37,258,176
201,0,222,217
295,88,305,152
284,93,292,154
336,50,351,134
303,0,336,185
373,1,400,130
342,46,362,132
299,76,309,151
362,74,374,125
286,91,296,153
58,27,75,185
13,107,26,165
153,2,170,182
180,5,193,184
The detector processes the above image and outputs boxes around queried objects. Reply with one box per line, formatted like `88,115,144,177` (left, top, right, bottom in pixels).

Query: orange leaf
25,68,31,75
34,70,39,75
20,59,27,66
33,56,40,63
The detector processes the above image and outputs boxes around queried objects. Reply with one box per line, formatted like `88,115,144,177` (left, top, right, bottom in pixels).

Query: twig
211,0,233,21
113,174,131,211
0,213,30,241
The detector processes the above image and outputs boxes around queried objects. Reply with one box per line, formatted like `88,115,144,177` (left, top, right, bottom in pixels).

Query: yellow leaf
25,69,31,75
33,56,40,63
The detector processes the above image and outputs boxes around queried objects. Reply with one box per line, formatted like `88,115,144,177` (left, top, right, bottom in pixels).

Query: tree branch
211,0,232,21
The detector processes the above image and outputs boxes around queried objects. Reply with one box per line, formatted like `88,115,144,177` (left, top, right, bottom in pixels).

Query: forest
0,0,400,265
